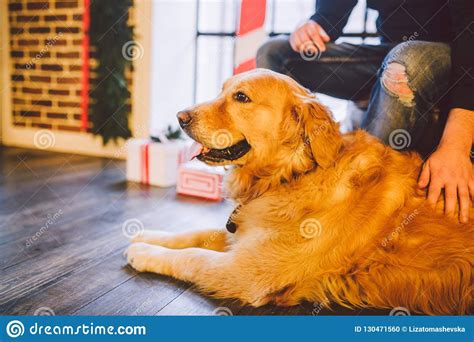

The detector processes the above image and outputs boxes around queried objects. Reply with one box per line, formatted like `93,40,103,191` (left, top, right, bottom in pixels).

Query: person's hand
289,20,330,55
418,145,474,223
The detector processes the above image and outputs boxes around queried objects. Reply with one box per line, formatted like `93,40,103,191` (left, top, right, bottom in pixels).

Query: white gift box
177,160,226,201
126,139,188,187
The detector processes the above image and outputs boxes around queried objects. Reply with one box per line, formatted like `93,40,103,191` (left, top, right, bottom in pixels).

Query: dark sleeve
309,0,358,41
448,0,474,110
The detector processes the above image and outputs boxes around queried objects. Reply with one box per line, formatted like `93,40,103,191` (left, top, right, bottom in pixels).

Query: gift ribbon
140,142,150,185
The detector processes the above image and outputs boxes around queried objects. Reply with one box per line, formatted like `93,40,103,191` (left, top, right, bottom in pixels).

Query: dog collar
226,205,241,233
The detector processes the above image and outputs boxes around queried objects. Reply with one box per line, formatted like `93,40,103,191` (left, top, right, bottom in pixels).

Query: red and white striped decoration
233,0,267,74
80,0,90,131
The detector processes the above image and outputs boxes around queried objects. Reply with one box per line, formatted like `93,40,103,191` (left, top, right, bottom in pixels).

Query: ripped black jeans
256,36,451,158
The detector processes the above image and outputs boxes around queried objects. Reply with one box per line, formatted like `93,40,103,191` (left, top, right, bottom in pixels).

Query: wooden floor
0,146,389,316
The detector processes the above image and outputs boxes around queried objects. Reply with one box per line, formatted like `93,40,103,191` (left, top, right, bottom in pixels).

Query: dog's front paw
125,242,160,272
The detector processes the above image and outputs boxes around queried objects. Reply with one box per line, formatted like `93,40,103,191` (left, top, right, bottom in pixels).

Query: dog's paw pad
125,242,153,272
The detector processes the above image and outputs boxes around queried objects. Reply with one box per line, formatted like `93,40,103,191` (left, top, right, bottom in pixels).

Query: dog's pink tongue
189,142,203,159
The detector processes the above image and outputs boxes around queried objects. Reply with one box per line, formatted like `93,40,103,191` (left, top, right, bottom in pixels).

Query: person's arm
289,0,357,54
446,0,474,111
310,0,357,41
418,0,474,223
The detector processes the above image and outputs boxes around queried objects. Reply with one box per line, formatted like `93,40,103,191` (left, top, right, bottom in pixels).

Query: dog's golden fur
126,69,473,314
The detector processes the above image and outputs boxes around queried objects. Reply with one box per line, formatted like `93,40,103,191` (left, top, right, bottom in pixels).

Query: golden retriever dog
126,69,473,315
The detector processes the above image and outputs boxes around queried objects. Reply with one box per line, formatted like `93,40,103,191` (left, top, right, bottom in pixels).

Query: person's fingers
469,179,474,205
290,26,308,51
298,30,314,51
292,32,305,51
458,184,470,223
292,30,307,51
444,183,457,217
427,179,442,208
305,22,318,37
290,29,304,51
310,34,326,53
418,162,430,188
289,34,299,52
318,25,330,42
305,25,326,52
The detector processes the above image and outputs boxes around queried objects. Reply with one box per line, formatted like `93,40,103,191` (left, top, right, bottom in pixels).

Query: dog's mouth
191,139,251,163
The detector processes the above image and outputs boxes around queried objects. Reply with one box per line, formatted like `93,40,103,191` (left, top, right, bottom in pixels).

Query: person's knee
256,36,291,70
380,42,419,106
380,41,450,106
381,62,415,106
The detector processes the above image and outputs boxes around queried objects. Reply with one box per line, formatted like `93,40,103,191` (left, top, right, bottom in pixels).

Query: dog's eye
233,91,251,103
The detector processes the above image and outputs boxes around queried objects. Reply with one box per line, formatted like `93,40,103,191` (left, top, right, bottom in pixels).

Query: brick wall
8,0,134,134
8,0,88,132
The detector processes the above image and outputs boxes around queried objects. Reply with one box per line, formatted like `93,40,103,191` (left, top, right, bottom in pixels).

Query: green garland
89,0,134,145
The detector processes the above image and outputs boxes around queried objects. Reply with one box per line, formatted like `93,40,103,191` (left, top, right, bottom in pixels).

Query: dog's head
178,69,342,171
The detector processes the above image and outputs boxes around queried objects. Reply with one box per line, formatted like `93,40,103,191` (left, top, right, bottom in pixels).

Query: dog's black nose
177,111,192,127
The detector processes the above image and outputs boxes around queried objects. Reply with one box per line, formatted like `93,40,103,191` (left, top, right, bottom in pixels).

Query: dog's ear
292,96,343,169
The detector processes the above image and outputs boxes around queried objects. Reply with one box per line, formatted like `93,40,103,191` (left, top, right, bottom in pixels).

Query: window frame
193,0,378,103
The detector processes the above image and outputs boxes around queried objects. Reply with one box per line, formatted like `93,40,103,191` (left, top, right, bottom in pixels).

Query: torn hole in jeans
381,63,415,106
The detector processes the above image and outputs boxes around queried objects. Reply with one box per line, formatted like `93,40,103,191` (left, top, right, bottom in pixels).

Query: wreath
89,0,134,145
